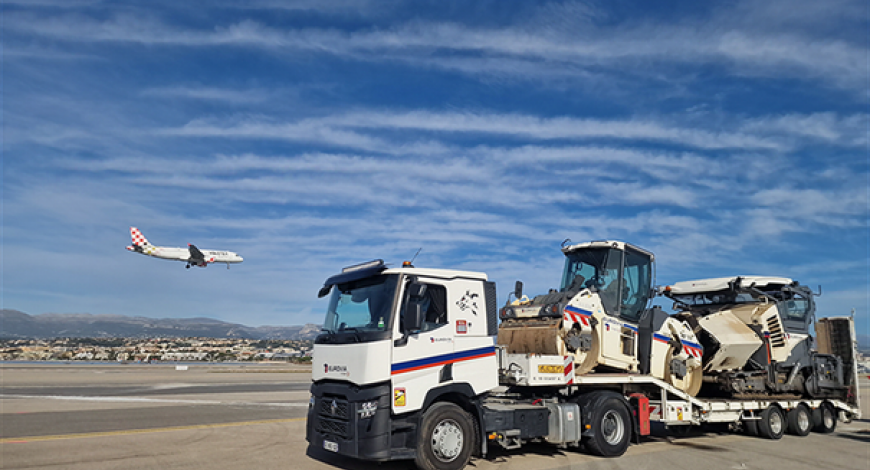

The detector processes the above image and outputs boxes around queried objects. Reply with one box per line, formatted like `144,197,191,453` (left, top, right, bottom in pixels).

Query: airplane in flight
125,227,243,269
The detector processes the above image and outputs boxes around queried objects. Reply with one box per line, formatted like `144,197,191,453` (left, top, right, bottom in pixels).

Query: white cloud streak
7,0,866,90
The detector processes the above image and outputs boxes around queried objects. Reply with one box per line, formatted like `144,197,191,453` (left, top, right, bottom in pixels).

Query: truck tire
415,402,474,470
786,404,812,436
743,419,758,436
757,406,784,440
584,395,632,457
812,402,837,434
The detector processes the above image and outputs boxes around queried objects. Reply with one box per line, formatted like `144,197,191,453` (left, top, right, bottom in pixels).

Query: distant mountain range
0,309,321,340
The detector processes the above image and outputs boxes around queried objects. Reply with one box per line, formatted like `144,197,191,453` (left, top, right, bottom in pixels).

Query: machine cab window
561,245,652,321
780,292,813,333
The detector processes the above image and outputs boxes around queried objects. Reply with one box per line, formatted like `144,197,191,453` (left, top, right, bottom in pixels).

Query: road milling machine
498,240,705,395
662,276,853,399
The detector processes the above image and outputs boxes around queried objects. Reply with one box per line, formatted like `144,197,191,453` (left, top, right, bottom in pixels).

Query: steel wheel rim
824,408,834,428
798,409,810,431
602,410,625,445
432,418,463,462
770,411,783,435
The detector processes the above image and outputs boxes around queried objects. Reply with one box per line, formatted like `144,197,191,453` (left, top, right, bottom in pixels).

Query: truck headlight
357,400,378,419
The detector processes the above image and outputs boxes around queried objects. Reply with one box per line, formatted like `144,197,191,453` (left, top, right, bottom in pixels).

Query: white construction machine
497,240,704,395
662,276,856,401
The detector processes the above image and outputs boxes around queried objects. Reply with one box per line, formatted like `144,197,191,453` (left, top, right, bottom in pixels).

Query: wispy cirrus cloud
8,0,866,91
140,86,271,104
4,1,867,328
157,110,792,152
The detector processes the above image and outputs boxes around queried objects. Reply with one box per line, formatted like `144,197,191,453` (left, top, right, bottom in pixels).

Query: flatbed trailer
484,347,860,458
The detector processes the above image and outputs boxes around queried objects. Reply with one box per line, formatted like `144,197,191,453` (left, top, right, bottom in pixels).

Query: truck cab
306,260,499,463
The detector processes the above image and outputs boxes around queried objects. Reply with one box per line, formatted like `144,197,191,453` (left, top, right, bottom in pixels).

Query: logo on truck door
456,290,479,315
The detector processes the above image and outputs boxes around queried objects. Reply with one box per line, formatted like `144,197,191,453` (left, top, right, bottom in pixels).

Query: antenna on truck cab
410,248,421,265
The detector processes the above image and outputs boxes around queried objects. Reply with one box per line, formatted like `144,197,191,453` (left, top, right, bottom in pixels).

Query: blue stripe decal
653,333,671,343
565,305,593,316
653,333,703,350
391,346,496,374
623,324,638,332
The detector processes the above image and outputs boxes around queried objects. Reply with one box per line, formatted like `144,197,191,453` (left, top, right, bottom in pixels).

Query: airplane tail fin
127,227,153,253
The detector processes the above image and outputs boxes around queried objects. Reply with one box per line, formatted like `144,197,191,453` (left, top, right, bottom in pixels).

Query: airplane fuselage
126,227,243,268
142,247,243,264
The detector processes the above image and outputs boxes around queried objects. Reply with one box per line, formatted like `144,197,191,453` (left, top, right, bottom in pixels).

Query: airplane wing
187,244,214,267
188,244,205,261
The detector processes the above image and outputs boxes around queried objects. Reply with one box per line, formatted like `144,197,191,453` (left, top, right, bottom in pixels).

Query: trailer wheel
757,406,784,440
584,395,632,457
786,404,812,436
812,402,837,434
743,419,758,436
415,402,474,470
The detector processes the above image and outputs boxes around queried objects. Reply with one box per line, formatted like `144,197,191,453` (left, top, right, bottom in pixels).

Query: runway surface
2,363,868,470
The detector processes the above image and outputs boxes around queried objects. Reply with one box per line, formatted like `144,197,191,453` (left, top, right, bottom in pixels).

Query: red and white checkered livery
130,227,150,247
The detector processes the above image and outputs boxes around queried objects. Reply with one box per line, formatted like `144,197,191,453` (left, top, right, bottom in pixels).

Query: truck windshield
322,274,398,335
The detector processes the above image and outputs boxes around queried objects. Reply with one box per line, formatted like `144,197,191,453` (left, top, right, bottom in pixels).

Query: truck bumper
306,381,396,461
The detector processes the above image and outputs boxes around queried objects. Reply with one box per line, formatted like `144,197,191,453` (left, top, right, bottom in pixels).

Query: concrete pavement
2,363,867,470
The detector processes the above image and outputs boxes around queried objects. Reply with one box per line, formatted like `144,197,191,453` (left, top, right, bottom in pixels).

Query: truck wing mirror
514,281,523,300
404,282,427,333
318,285,332,298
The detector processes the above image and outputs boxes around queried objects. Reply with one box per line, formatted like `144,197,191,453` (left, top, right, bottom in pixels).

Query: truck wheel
786,404,812,436
415,402,474,470
757,406,784,440
743,419,758,436
812,402,837,434
584,396,632,457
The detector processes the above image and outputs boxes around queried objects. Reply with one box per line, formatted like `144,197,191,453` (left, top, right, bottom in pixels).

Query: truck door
601,248,650,370
390,277,454,413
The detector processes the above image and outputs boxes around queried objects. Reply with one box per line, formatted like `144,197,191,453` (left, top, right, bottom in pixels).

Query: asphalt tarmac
1,363,868,470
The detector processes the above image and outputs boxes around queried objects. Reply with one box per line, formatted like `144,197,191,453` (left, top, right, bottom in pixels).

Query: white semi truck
305,257,861,470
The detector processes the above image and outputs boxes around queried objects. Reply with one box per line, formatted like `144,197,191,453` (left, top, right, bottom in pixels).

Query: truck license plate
323,440,338,452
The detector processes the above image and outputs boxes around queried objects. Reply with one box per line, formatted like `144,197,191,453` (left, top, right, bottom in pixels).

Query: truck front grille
316,395,351,439
319,396,350,420
316,416,350,439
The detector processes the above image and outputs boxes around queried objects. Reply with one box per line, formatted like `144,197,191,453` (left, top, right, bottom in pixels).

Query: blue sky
3,1,868,336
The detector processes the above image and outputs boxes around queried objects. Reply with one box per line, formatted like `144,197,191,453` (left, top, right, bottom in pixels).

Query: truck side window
420,284,448,332
399,282,448,333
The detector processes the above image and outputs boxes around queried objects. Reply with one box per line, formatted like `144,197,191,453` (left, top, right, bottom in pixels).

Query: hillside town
0,337,313,362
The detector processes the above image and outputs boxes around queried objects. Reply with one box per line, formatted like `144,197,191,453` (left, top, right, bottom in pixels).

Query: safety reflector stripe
391,346,496,375
564,305,592,326
563,356,574,385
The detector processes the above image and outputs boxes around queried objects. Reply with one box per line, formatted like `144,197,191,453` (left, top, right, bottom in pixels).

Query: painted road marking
0,394,308,407
0,417,306,444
